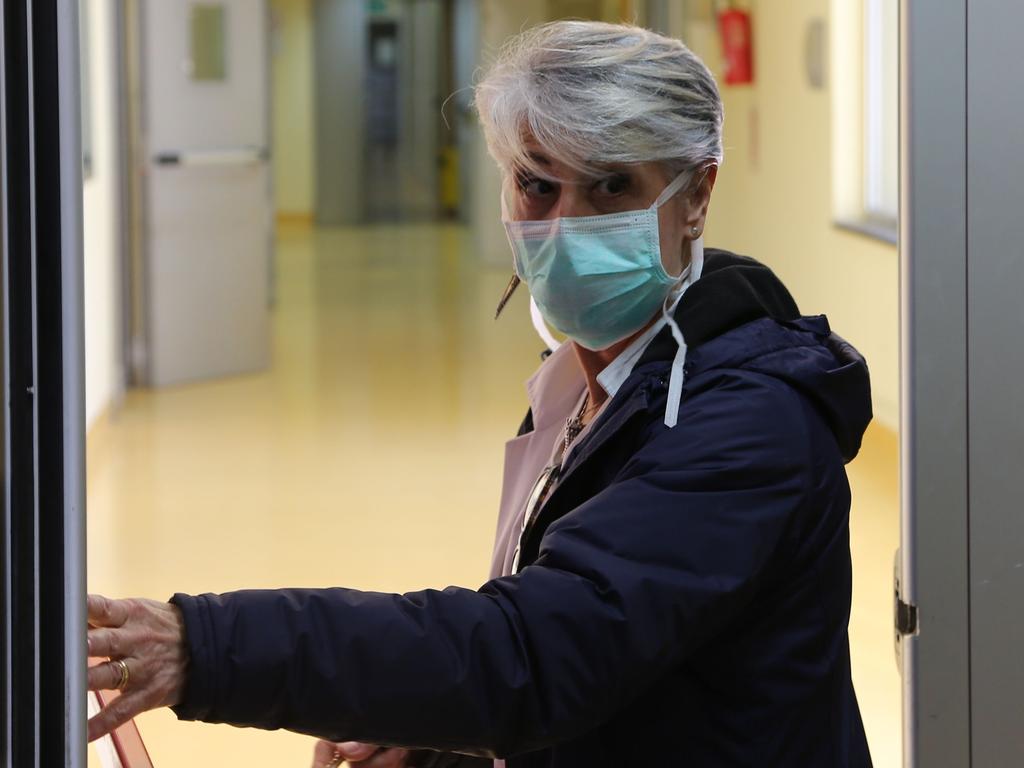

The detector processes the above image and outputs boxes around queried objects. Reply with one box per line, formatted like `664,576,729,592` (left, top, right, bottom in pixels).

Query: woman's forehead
512,144,662,183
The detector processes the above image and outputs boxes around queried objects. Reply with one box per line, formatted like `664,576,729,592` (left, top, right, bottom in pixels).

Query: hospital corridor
4,0,1022,766
85,221,901,766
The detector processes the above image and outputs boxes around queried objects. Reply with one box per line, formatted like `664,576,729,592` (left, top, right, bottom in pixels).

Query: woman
87,21,874,767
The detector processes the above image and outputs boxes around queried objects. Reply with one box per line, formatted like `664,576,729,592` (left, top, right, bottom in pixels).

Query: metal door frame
961,0,1024,763
0,0,87,765
899,0,970,765
901,1,1024,765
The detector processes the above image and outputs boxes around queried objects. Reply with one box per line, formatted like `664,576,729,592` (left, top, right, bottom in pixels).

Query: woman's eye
595,174,630,196
517,175,556,197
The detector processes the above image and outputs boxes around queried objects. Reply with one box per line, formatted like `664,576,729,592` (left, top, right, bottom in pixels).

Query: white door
139,0,271,386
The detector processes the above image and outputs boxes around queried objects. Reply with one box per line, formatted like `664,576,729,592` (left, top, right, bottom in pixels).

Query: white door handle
153,146,269,167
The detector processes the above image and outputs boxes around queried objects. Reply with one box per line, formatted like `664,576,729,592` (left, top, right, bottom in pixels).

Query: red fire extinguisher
718,5,754,86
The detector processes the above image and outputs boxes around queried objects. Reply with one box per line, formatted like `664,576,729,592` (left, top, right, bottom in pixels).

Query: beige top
488,341,597,580
488,309,672,581
488,342,595,768
487,322,670,768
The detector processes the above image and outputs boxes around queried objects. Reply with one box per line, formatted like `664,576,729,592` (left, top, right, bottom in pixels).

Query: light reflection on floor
87,223,900,767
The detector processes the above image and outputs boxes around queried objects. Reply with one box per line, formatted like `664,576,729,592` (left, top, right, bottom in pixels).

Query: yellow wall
270,0,315,217
548,0,623,22
676,2,900,430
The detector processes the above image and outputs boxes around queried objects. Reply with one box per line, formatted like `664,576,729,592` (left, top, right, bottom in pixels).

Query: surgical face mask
503,169,706,429
503,169,694,352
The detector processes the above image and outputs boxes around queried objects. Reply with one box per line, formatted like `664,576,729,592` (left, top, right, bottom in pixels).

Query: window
864,0,898,224
831,0,899,243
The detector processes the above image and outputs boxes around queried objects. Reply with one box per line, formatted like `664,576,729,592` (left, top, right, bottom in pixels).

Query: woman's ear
685,164,718,233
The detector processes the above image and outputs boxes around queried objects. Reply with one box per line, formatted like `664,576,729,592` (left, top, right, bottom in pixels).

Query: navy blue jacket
171,251,874,767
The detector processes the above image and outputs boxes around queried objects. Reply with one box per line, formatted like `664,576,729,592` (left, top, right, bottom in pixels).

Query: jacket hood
638,250,873,462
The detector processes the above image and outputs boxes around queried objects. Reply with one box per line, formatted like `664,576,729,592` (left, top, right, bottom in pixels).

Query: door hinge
894,548,919,637
896,597,918,636
893,550,917,670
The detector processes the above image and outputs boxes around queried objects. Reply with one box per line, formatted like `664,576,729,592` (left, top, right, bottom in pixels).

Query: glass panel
864,0,898,222
190,4,227,81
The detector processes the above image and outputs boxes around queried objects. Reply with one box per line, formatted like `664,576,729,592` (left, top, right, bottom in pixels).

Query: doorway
311,0,463,225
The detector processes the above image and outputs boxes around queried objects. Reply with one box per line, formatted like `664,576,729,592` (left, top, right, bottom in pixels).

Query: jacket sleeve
170,370,813,757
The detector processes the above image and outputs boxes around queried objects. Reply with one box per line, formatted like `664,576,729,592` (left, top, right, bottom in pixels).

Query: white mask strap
661,277,687,428
500,181,513,222
690,235,705,282
531,297,562,352
652,169,693,209
661,235,706,428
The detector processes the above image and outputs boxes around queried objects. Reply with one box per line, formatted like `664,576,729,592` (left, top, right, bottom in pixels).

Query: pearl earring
690,226,700,237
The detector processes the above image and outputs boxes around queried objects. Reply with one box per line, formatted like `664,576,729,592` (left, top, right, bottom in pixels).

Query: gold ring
112,659,130,691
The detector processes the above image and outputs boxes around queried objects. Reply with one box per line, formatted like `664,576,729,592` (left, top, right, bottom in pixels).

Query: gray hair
473,20,724,187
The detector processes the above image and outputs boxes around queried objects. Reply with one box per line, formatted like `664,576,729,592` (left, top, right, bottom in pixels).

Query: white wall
82,0,123,429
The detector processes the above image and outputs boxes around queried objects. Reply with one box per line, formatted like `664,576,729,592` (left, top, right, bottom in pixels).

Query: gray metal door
1,1,87,765
137,0,271,387
899,1,1024,765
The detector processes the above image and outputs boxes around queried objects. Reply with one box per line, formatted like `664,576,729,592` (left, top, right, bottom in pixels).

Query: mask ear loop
499,183,562,351
652,168,707,427
530,297,562,352
651,169,696,210
662,235,704,428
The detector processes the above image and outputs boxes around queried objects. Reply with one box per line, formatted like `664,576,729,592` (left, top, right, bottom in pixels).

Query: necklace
564,393,602,454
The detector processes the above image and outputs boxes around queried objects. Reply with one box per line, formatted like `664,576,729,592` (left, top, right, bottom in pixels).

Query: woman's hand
86,594,188,742
311,740,410,768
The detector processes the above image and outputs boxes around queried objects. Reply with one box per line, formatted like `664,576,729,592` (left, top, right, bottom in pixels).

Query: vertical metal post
2,2,43,762
0,7,9,759
965,1,1024,764
0,0,85,764
55,0,88,763
899,0,971,765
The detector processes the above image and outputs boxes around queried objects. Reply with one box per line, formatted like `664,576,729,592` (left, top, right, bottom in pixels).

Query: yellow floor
87,223,901,766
